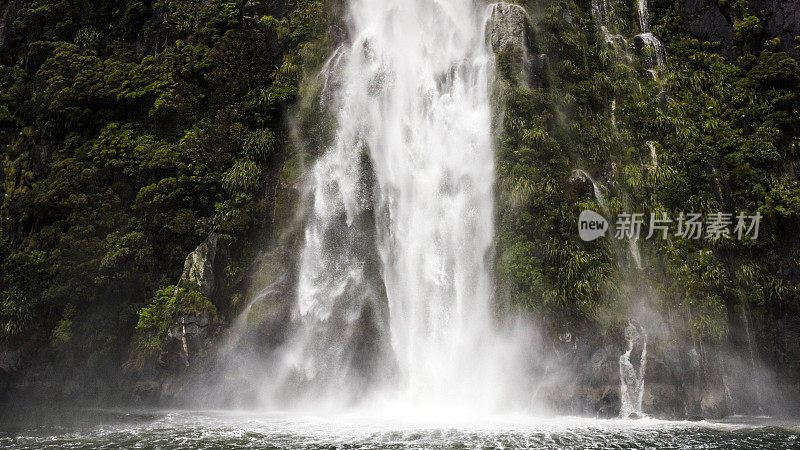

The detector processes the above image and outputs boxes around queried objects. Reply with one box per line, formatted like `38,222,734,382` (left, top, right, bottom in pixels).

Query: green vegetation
126,280,216,372
495,0,799,354
0,0,326,394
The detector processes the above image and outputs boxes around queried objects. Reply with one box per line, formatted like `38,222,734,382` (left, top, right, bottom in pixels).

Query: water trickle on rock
634,0,666,67
619,323,648,418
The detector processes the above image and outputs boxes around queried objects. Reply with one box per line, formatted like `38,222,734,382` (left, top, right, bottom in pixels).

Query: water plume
245,0,548,415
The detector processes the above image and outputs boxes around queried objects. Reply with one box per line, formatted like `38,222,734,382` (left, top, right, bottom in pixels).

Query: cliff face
753,0,800,56
681,0,800,58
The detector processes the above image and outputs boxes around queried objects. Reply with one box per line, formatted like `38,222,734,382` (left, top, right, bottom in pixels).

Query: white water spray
273,0,538,415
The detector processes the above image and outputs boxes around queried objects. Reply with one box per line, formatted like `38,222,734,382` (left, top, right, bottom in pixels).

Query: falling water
646,141,657,168
571,169,607,213
635,0,666,67
269,0,535,414
611,99,617,129
619,323,648,418
591,0,628,52
572,169,648,416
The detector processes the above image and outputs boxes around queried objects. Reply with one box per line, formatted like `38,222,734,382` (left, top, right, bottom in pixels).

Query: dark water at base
0,410,798,449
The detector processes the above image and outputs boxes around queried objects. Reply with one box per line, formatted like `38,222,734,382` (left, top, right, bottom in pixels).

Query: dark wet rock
0,347,21,374
160,312,217,370
133,380,161,404
681,0,800,58
644,383,684,419
29,142,52,179
681,0,737,58
751,0,800,57
657,90,670,113
0,1,20,64
529,53,549,86
133,7,172,55
700,386,729,417
243,0,289,20
597,385,622,418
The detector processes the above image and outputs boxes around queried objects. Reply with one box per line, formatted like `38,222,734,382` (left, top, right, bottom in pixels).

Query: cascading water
571,169,607,213
571,169,649,416
646,141,658,168
266,0,538,414
635,0,666,67
591,0,628,52
619,323,647,418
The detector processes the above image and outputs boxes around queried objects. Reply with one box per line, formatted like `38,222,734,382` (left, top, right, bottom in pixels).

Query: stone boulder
160,312,216,369
179,233,218,297
486,3,528,53
158,234,220,370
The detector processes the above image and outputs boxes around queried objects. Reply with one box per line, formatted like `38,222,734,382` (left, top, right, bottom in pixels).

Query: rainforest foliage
496,0,799,361
0,0,326,384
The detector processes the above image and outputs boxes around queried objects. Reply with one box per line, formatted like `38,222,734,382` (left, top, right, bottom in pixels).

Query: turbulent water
264,0,537,412
1,411,798,449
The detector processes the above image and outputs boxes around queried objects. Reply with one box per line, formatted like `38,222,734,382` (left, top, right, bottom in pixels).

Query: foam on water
1,410,798,449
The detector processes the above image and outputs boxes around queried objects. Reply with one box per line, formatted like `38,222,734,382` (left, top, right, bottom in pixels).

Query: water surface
1,410,798,449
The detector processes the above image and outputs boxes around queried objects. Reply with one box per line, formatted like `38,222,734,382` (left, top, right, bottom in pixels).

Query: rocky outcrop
159,234,220,371
681,0,800,58
752,0,800,57
0,1,19,64
160,312,216,370
485,3,550,87
486,3,528,53
133,7,172,55
681,0,736,56
179,233,218,297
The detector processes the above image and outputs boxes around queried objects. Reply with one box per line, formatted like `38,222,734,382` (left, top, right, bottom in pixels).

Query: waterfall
571,169,607,213
634,0,666,67
611,99,617,129
572,169,649,416
591,0,628,52
268,0,534,413
590,0,665,68
619,323,647,418
646,141,657,168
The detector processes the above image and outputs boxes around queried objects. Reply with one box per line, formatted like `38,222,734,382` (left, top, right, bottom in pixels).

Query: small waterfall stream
572,169,649,417
619,323,648,418
590,0,666,69
635,0,666,67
